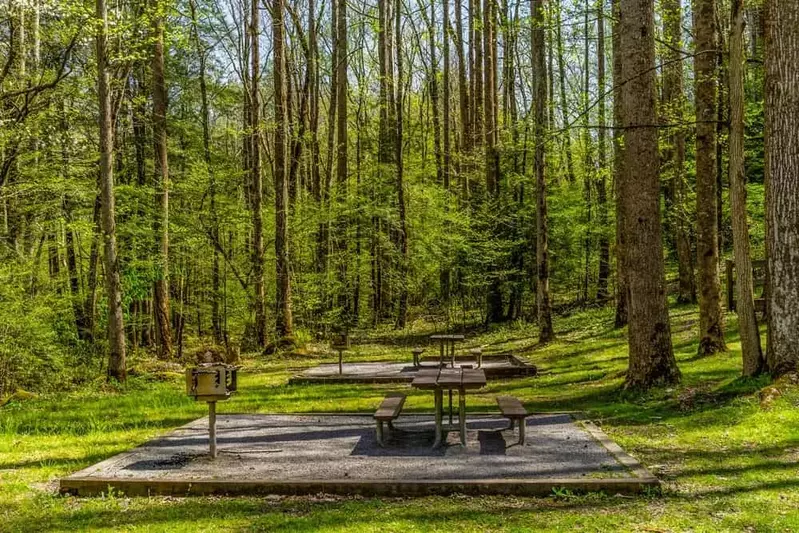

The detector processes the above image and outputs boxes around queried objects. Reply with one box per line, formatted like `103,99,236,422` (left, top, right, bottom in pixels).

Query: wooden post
338,349,343,374
208,401,217,458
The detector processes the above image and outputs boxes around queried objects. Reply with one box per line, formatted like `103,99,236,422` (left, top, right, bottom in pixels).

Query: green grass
3,306,799,532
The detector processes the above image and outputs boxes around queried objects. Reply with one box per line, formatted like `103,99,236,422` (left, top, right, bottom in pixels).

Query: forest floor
2,305,799,532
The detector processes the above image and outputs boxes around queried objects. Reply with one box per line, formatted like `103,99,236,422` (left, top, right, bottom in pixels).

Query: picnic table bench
374,393,407,446
496,395,529,445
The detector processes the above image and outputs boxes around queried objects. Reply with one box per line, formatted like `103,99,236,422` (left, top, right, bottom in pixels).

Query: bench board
375,393,406,421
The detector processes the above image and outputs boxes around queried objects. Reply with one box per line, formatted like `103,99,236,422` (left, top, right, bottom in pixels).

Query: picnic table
429,334,465,368
411,367,487,447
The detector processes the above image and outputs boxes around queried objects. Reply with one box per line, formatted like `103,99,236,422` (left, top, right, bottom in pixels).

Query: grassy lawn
2,306,799,532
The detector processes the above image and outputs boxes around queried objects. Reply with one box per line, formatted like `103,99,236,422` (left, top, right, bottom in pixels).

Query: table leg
433,388,443,448
458,389,466,446
450,341,455,368
448,389,453,425
439,341,445,367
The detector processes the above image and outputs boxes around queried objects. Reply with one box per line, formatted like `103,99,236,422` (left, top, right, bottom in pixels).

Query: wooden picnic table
411,367,487,447
429,334,465,368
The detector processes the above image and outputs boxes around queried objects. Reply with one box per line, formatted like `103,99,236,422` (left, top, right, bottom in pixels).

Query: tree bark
612,0,628,328
619,0,680,389
273,0,294,338
96,0,126,381
662,0,697,305
395,0,409,328
152,1,173,359
764,0,799,377
335,0,350,322
730,0,764,377
189,0,222,344
694,0,727,355
556,2,576,184
250,0,266,347
596,0,610,301
532,0,554,342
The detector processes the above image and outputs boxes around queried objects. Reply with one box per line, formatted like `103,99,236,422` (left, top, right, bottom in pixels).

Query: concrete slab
289,355,537,384
60,414,658,497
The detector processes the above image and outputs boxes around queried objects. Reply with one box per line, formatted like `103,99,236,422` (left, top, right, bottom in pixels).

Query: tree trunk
274,0,294,338
730,0,764,377
532,0,554,342
250,0,266,347
189,0,221,344
441,0,452,302
694,0,727,355
335,0,350,321
152,3,173,359
427,1,443,186
596,0,610,301
662,0,697,305
619,0,680,388
473,0,483,150
764,0,799,377
556,2,576,184
96,0,126,381
395,0,409,328
612,0,628,328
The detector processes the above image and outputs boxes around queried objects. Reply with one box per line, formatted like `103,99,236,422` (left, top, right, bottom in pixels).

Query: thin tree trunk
152,2,173,359
556,2,576,184
335,0,350,321
596,0,610,301
274,0,294,338
764,0,799,377
395,0,408,328
441,0,452,301
619,0,680,389
612,0,628,328
662,0,696,305
730,0,764,376
532,0,554,342
694,0,726,355
426,1,443,185
250,0,266,347
189,0,221,344
96,0,126,381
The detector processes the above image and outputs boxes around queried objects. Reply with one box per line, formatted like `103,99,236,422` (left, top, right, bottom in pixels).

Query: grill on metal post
185,363,239,458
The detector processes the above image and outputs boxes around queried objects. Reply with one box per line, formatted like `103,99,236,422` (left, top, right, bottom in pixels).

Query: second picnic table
429,334,465,367
411,367,487,447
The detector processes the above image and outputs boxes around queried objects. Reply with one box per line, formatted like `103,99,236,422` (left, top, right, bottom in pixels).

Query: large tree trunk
730,0,764,377
764,0,799,377
694,0,727,355
612,0,628,328
152,3,173,359
619,0,680,389
96,0,126,381
250,0,266,347
532,0,554,342
662,0,697,305
274,0,294,338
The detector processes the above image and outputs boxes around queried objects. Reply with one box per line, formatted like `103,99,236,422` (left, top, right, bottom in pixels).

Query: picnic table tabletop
411,368,487,390
429,334,466,341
